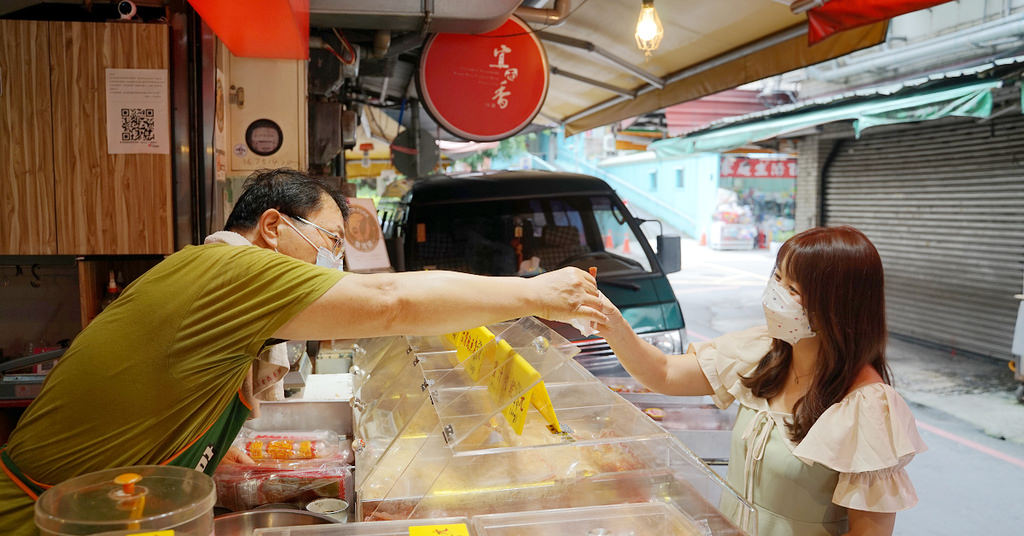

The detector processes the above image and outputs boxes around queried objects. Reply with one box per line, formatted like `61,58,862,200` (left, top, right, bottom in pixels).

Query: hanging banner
105,69,170,154
343,198,391,273
418,15,549,141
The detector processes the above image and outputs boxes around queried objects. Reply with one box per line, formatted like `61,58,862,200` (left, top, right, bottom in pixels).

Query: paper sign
408,524,470,536
214,68,227,182
344,198,391,272
105,69,170,154
445,327,561,435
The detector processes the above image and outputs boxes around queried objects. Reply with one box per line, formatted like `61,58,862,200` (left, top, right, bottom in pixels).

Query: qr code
120,108,155,142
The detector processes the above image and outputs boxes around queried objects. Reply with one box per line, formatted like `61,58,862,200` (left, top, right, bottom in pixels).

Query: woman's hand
594,291,630,339
529,267,607,326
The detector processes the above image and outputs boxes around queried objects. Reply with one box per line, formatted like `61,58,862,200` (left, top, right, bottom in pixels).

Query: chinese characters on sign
489,44,519,110
720,156,797,179
418,15,549,141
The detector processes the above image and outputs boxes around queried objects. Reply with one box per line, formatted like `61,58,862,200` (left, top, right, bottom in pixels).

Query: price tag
408,523,471,536
445,327,561,434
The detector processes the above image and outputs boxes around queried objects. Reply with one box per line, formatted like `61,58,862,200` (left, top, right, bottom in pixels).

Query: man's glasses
287,214,345,257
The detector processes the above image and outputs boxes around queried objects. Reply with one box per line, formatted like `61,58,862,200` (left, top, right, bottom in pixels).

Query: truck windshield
408,195,654,276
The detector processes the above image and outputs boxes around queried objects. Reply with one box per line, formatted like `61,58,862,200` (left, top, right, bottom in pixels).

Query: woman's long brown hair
742,226,891,442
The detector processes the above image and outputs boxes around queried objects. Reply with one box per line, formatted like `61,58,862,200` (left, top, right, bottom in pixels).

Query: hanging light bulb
635,0,663,57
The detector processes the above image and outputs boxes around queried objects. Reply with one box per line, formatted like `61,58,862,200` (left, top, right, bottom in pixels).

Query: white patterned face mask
762,278,816,345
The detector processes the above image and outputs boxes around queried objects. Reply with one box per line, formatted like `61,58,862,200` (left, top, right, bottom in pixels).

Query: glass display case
350,317,754,535
598,376,737,464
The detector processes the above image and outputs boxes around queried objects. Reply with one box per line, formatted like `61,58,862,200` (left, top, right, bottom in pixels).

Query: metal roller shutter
822,114,1024,360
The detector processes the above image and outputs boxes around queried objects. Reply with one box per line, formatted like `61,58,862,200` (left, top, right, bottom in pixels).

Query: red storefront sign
720,156,797,179
418,16,549,142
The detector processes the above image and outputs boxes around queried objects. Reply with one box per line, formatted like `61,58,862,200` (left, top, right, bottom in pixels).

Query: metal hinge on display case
441,424,456,444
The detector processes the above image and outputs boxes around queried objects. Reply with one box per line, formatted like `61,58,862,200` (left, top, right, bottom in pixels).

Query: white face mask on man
281,216,345,270
762,278,815,345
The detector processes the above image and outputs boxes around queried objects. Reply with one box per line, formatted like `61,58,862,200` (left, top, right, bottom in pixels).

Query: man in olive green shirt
0,169,604,535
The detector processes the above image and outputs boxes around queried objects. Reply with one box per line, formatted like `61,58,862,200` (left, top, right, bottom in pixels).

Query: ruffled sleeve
691,326,772,409
792,383,928,512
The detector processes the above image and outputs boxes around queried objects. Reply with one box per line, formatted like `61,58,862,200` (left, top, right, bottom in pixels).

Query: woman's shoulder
693,325,772,363
690,326,773,409
792,381,927,472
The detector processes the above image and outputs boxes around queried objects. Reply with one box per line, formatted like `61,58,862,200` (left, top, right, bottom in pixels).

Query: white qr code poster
105,68,170,154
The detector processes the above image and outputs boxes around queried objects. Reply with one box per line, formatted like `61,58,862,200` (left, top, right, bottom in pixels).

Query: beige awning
536,0,887,135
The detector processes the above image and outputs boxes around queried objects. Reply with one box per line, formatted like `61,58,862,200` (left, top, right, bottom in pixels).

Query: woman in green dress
597,225,926,536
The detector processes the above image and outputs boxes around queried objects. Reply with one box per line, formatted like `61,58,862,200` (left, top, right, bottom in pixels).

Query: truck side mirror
657,235,681,274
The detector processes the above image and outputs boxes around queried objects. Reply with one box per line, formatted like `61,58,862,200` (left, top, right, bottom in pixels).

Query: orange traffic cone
622,236,631,254
699,232,707,246
604,231,614,249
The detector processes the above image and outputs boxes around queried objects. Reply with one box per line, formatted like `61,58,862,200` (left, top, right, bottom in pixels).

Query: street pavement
665,238,1024,534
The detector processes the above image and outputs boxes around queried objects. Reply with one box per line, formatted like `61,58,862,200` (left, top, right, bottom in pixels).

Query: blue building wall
488,129,720,240
595,153,719,240
545,129,718,239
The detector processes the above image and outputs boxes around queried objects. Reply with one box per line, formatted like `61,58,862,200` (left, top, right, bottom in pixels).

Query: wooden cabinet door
50,22,172,255
0,20,57,255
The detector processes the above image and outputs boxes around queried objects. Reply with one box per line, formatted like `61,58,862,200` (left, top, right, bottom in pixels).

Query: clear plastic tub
35,465,215,536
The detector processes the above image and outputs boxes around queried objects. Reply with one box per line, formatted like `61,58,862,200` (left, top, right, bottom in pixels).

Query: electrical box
222,45,307,176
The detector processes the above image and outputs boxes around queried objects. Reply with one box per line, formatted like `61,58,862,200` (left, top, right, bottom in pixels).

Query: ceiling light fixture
635,0,664,57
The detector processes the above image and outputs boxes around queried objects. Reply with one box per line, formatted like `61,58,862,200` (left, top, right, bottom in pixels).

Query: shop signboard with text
418,15,549,142
720,156,797,179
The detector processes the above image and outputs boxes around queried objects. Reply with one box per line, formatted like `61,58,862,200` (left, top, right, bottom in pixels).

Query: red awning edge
188,0,310,60
807,0,956,45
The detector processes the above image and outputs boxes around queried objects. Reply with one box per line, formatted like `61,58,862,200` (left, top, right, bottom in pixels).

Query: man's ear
256,209,284,250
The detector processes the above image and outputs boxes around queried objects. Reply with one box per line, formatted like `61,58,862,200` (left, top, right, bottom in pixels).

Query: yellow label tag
445,327,560,434
409,523,471,536
128,531,173,536
446,326,495,367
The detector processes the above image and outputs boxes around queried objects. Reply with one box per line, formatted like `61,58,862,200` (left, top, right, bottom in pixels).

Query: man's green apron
1,392,251,500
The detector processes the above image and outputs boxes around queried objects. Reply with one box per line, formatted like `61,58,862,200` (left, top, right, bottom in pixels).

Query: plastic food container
35,465,215,536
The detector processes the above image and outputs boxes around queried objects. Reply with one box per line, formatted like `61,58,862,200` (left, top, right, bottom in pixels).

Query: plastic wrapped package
236,429,348,463
214,430,354,511
214,459,353,512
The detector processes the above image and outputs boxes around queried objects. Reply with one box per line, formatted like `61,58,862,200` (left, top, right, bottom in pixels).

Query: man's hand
222,446,255,465
530,267,607,326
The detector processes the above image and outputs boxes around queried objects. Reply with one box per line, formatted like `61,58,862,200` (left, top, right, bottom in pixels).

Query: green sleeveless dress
693,326,928,536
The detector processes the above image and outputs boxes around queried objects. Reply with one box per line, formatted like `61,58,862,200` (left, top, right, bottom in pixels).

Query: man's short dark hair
224,168,349,232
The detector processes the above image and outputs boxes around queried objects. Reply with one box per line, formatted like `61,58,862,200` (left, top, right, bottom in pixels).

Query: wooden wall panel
50,22,172,255
0,20,56,254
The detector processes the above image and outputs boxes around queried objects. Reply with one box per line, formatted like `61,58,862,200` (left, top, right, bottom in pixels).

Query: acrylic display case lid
253,516,473,536
351,317,755,534
472,502,708,536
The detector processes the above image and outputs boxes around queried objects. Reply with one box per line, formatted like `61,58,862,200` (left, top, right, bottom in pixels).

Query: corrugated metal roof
663,89,767,136
688,55,1024,135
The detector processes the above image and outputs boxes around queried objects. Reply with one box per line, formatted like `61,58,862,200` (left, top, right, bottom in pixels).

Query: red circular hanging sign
418,16,549,142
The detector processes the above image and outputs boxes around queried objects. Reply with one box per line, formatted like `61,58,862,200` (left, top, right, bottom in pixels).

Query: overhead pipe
811,13,1024,81
373,29,391,57
537,31,666,88
790,0,827,15
515,0,571,27
550,66,637,98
